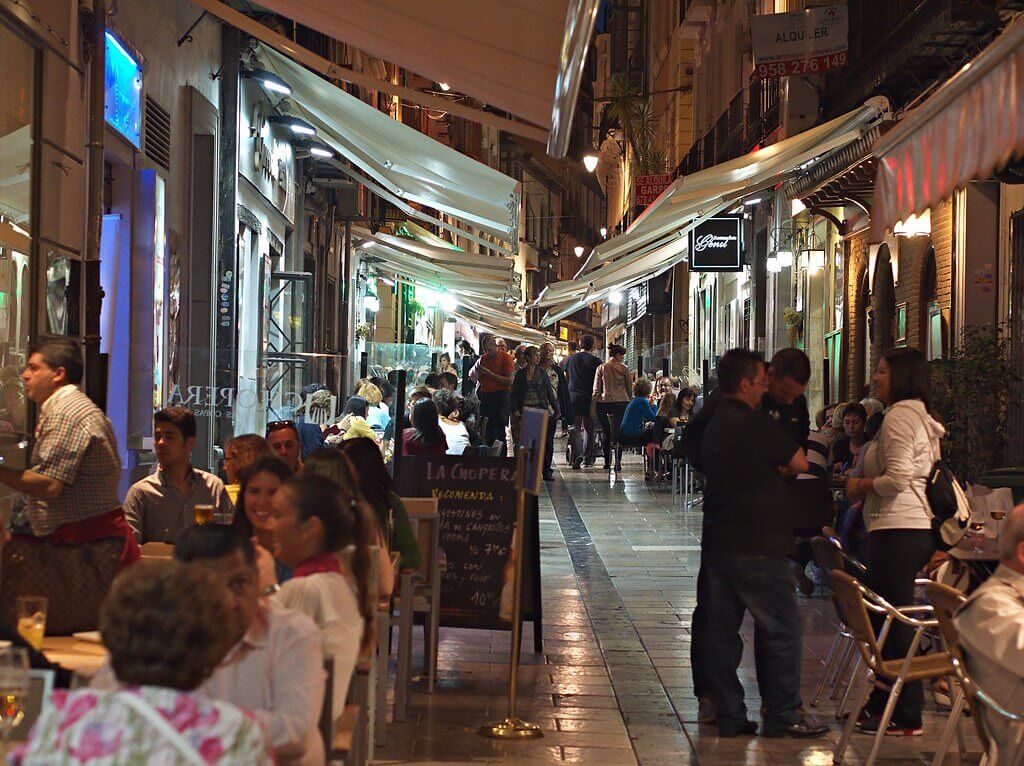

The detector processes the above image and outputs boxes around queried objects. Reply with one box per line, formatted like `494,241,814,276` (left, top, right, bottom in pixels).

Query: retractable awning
194,0,600,157
534,99,890,326
871,16,1024,241
258,45,521,253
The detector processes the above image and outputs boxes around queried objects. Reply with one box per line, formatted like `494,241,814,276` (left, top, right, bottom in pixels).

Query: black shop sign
689,214,743,272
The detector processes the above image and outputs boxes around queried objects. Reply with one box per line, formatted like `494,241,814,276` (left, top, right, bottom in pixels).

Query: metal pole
360,351,368,380
702,359,710,392
82,0,106,405
479,446,542,740
823,356,831,405
661,357,669,377
340,219,353,396
637,355,644,379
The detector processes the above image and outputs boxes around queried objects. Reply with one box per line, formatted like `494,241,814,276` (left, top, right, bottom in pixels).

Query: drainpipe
83,0,106,405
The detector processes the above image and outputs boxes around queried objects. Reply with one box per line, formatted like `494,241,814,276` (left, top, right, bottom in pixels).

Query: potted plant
354,322,372,342
783,307,804,347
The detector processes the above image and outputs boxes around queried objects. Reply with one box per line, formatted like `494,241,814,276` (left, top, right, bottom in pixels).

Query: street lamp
582,153,600,173
766,253,781,273
600,227,607,238
574,245,585,258
608,291,623,305
775,250,794,268
805,248,826,274
438,82,451,92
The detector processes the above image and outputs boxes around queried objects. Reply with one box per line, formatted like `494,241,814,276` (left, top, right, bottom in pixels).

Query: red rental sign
757,51,847,79
634,174,673,208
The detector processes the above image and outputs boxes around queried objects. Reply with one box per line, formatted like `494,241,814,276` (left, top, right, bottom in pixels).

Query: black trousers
569,394,595,465
865,528,936,726
595,401,628,467
479,390,510,456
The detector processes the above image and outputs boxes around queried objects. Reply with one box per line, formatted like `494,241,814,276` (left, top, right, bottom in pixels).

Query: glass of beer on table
193,504,215,525
15,597,46,651
0,646,29,746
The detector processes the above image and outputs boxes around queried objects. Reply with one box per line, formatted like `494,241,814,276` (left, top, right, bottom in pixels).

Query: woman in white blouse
256,474,375,718
433,388,472,455
844,347,944,736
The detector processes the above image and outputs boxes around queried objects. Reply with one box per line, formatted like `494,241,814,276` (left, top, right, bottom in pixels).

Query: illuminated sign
689,215,743,272
104,32,142,147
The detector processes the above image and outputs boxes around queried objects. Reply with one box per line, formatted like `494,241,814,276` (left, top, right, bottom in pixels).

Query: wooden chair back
400,498,440,586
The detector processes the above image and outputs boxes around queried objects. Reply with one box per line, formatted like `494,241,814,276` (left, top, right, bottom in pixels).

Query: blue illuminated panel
104,32,142,147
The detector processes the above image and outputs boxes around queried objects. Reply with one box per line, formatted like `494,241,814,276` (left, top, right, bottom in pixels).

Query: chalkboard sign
399,455,540,631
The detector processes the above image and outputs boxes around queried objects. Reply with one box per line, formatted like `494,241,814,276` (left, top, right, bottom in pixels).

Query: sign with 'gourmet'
752,3,848,80
689,215,743,272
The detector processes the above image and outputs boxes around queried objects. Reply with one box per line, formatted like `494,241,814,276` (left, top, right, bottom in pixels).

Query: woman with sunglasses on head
233,456,294,583
254,473,375,719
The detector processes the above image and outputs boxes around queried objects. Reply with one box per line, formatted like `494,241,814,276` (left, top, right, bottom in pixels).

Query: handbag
906,410,970,551
1,536,124,634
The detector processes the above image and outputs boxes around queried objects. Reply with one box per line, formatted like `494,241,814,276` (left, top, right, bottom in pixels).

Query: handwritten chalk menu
400,455,540,630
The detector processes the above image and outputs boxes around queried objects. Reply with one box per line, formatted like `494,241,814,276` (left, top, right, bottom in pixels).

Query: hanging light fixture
806,248,826,274
775,250,794,268
766,253,781,273
582,153,600,173
600,227,607,238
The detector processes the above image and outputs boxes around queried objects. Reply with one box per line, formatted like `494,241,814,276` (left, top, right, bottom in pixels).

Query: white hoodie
861,398,946,533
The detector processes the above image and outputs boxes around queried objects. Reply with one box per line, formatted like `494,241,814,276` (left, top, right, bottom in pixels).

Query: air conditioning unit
781,77,820,139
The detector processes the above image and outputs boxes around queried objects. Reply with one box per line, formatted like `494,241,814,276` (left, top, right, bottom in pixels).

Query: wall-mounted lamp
582,153,600,173
574,245,586,258
268,115,317,136
241,68,292,95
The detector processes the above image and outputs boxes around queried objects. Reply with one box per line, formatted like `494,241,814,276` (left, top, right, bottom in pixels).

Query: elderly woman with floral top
12,561,271,765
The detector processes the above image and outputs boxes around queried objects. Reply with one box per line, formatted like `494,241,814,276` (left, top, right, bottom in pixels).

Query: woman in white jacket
845,347,944,736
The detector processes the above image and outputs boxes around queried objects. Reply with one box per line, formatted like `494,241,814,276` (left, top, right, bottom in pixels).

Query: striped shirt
27,385,121,536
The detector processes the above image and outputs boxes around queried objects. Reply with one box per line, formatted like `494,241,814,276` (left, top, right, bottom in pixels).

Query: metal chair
831,570,952,765
925,580,974,766
809,536,860,714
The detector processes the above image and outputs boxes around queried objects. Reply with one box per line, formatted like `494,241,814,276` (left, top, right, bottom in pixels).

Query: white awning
258,45,521,252
201,0,600,157
453,307,556,345
871,17,1024,241
534,100,890,326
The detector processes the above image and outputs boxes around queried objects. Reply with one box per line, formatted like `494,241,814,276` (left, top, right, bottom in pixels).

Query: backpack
907,409,970,551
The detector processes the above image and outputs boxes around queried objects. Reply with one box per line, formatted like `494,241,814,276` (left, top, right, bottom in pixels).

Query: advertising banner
752,3,848,80
634,174,673,208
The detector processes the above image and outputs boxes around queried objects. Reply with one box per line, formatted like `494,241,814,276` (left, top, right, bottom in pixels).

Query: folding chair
831,570,952,765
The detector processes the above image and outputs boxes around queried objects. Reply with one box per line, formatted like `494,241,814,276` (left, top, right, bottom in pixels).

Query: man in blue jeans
699,348,826,739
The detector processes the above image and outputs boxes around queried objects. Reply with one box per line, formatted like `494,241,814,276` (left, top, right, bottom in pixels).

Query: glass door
265,269,312,421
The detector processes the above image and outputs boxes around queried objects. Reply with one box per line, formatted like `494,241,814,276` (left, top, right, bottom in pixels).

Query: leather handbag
1,536,124,635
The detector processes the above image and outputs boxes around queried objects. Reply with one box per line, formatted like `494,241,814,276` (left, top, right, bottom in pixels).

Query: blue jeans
705,554,803,733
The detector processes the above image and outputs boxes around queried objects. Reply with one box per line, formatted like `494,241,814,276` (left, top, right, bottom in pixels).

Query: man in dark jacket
564,335,602,468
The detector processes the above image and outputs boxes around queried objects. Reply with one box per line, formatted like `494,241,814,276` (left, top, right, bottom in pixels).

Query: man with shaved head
956,502,1024,745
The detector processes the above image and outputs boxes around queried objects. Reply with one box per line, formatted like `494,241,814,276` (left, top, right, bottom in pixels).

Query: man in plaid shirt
0,341,134,556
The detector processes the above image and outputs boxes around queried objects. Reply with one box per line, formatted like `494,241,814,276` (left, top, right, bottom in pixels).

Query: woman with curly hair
11,562,271,764
222,433,274,504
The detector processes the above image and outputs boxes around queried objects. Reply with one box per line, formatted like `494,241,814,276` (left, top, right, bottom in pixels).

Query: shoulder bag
902,409,970,551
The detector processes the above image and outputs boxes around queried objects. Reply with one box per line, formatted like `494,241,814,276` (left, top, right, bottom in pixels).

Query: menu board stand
479,407,548,740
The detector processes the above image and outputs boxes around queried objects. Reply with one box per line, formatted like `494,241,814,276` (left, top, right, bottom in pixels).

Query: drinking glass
15,597,46,651
193,504,215,525
991,509,1007,543
0,647,30,748
968,520,987,553
212,508,234,525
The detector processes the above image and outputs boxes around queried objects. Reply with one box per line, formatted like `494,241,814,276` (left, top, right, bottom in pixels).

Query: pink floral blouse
9,685,272,765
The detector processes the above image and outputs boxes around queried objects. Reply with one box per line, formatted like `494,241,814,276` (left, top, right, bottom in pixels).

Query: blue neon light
104,32,142,147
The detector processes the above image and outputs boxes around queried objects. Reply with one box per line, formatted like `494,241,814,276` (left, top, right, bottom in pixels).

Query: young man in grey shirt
124,407,231,543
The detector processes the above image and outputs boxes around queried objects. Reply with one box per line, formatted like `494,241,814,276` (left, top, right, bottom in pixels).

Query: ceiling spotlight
574,245,585,258
743,197,762,206
241,68,292,96
438,82,451,92
582,153,600,173
600,227,608,238
268,115,317,136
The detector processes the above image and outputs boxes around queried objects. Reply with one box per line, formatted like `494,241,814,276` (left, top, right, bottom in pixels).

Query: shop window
895,302,907,346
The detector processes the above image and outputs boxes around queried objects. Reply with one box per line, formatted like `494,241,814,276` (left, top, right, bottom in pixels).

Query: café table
949,527,1001,584
41,636,108,678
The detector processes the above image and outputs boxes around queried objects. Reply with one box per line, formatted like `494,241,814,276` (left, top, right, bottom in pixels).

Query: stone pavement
376,451,982,764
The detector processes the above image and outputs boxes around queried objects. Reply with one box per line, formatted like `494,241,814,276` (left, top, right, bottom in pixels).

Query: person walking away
844,348,942,736
700,348,826,739
564,335,602,468
510,346,559,481
540,342,571,446
472,334,514,455
592,344,631,472
0,340,137,565
124,407,232,543
559,341,577,372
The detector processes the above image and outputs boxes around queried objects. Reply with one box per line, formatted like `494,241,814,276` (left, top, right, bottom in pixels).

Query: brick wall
845,229,870,399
